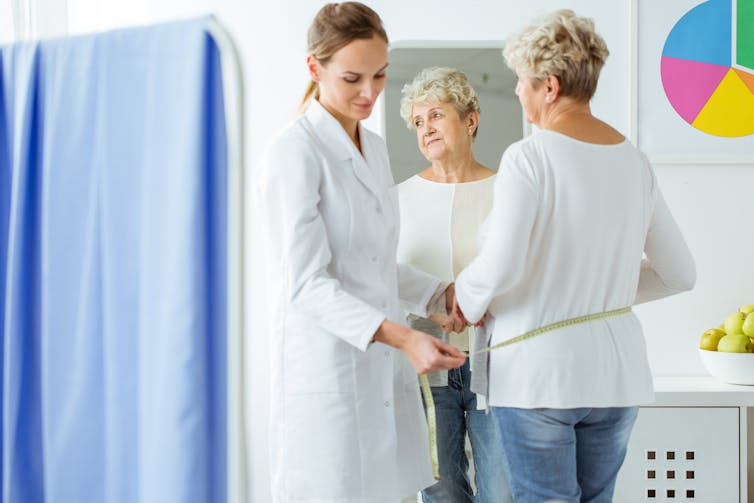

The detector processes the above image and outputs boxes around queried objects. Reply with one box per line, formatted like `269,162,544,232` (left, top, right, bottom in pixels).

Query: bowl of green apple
698,305,754,385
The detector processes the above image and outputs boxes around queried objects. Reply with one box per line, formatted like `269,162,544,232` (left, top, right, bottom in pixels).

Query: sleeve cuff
357,312,387,352
426,281,451,316
455,278,484,324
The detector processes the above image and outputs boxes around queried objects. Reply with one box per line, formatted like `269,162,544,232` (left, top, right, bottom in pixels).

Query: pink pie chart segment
661,56,729,124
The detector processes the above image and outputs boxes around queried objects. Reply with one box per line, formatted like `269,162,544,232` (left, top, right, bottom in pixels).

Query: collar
305,99,365,162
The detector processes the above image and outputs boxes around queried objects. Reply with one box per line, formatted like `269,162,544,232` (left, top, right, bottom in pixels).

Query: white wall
636,164,754,377
47,0,754,500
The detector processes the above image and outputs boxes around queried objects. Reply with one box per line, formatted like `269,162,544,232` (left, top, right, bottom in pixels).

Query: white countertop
650,376,754,406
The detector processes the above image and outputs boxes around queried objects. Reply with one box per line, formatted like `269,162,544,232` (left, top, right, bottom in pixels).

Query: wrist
374,319,410,350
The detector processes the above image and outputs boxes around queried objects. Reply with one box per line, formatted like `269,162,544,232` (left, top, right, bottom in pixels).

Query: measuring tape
419,372,441,480
420,306,632,480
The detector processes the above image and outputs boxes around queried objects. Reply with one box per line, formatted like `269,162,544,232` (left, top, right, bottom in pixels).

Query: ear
466,111,480,135
544,75,561,103
306,54,320,82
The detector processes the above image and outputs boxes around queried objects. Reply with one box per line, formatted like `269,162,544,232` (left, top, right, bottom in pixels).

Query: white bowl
699,348,754,385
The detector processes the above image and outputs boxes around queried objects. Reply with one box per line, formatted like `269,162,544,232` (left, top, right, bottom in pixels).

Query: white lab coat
260,99,440,502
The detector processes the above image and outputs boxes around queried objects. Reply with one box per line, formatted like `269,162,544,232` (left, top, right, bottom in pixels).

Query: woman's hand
373,320,466,374
438,283,467,333
444,283,456,314
428,313,467,333
402,329,467,374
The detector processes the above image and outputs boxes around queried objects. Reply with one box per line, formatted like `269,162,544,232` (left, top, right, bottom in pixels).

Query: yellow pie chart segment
692,68,754,137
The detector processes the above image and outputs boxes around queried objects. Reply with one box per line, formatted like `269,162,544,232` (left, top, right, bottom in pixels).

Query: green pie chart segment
738,0,754,70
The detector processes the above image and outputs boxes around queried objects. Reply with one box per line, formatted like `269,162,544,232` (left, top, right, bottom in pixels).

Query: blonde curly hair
399,67,481,138
503,9,609,101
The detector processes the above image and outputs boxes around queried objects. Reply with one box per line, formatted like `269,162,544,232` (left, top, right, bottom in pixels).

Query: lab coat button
370,256,377,263
384,401,390,407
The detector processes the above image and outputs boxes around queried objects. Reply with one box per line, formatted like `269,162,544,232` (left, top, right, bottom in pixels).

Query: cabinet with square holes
614,377,754,502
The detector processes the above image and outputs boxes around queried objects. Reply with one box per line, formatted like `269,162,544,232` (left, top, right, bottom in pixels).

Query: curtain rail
205,16,247,503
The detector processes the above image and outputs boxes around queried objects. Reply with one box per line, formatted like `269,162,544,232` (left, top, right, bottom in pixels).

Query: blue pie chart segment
662,0,731,67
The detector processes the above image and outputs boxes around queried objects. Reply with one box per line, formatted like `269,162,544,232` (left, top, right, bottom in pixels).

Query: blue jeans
421,360,512,503
491,406,639,503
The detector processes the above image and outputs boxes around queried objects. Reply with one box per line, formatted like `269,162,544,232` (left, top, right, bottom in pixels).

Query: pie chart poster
638,0,754,163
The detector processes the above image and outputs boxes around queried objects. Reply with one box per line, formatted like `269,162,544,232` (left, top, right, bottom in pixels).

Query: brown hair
299,2,388,111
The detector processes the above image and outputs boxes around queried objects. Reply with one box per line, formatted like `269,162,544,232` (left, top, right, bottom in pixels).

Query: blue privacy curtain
0,17,227,502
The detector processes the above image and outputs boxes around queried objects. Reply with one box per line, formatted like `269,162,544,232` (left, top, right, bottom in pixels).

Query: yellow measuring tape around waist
419,306,632,480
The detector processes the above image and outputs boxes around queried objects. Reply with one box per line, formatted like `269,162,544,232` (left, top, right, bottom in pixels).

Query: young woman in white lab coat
259,3,467,502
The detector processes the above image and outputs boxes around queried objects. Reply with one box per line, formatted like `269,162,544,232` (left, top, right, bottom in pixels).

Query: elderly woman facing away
396,67,512,503
452,10,696,503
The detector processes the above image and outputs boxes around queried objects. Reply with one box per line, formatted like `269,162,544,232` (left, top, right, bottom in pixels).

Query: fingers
453,299,469,326
434,338,466,361
407,331,467,373
444,283,455,314
451,313,466,333
437,343,465,359
439,312,466,333
417,351,466,373
433,353,467,370
433,339,466,370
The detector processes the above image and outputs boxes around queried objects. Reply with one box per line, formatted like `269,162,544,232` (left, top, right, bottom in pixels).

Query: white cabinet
614,407,740,501
614,377,754,503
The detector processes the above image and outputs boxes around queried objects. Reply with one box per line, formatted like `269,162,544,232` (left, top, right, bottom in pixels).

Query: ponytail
299,80,319,113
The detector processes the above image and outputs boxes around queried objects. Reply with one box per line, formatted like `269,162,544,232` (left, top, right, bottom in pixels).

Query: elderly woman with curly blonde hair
452,10,696,502
396,67,512,503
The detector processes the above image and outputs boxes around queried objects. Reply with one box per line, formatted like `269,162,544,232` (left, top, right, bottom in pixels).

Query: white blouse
397,175,496,350
455,130,696,409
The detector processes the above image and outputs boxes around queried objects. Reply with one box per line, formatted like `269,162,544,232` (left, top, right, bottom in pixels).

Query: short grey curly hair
503,9,609,101
399,67,481,138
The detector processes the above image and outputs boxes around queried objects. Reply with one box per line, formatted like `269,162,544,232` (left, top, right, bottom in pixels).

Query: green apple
725,312,747,335
743,312,754,337
699,328,726,351
741,304,754,315
718,333,752,353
